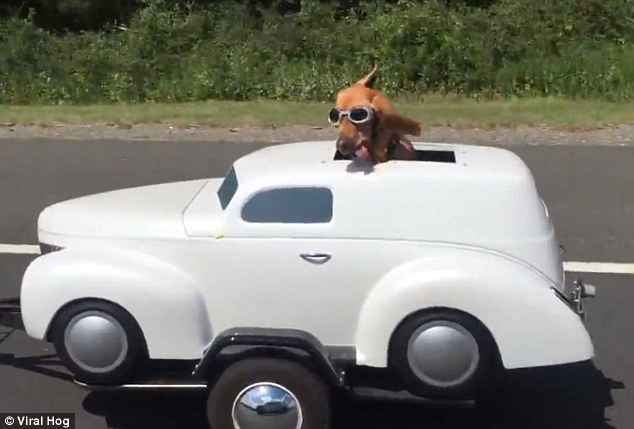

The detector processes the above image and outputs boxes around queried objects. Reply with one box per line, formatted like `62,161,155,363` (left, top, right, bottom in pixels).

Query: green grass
1,97,634,129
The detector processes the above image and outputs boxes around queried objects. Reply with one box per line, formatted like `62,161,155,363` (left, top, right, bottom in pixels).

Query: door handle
300,253,332,264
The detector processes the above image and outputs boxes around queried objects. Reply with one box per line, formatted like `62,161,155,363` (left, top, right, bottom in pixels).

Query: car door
209,185,385,346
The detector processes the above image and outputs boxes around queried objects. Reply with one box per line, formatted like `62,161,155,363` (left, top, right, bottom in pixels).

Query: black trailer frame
0,297,23,331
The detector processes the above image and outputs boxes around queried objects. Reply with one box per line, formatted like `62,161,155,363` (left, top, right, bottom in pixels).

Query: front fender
354,250,594,370
20,246,212,360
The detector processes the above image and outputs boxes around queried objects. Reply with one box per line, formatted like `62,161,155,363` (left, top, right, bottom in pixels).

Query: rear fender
20,246,212,360
354,251,594,370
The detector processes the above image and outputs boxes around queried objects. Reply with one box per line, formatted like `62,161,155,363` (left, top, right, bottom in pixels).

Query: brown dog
329,65,422,164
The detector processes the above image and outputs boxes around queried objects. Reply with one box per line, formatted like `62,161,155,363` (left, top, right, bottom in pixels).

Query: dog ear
377,112,422,136
356,64,379,88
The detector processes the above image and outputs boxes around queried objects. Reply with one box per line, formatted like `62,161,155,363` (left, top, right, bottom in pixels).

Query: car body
17,140,595,396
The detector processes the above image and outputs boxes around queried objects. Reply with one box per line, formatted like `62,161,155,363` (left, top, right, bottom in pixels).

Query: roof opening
416,149,456,163
334,149,456,163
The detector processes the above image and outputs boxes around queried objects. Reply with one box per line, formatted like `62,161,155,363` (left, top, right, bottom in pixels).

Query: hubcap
406,320,479,388
64,310,128,373
232,382,303,429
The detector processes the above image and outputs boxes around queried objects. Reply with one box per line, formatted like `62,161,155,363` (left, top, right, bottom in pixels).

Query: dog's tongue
355,146,371,161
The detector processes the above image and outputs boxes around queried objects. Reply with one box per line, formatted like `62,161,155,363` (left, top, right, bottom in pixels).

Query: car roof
231,140,532,189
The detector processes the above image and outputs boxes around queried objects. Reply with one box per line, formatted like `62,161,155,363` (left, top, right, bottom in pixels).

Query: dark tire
207,358,331,429
389,309,497,399
49,300,148,385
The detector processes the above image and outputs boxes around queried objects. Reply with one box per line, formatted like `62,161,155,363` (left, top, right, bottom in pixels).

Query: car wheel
207,357,331,429
389,309,497,399
50,299,148,385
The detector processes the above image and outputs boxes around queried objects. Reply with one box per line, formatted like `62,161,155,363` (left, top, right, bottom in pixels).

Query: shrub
2,0,634,104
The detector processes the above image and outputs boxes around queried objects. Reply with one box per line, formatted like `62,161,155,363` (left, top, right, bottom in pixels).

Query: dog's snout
336,136,354,154
336,121,361,155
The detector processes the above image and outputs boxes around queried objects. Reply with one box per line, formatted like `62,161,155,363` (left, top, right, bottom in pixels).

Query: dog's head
329,65,421,162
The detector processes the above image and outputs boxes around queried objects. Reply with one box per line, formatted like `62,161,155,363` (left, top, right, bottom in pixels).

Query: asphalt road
0,139,633,429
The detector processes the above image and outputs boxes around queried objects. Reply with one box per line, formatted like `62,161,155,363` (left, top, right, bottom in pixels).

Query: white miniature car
2,141,596,429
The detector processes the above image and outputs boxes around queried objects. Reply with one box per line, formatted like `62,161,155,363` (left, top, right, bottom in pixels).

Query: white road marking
0,243,633,274
0,244,40,255
563,261,634,274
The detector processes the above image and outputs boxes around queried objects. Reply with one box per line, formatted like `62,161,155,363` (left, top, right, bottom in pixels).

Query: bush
2,0,634,104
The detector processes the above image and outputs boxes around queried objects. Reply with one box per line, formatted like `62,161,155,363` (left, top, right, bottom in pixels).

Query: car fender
354,249,594,370
20,246,212,360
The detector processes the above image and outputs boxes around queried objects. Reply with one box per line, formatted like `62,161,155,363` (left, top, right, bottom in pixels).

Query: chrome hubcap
407,320,479,388
232,382,303,429
64,310,128,373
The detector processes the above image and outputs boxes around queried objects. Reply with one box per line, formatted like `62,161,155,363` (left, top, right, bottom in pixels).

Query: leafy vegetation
2,0,634,104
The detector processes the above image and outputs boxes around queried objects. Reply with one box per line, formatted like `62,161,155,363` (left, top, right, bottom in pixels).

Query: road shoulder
2,123,634,145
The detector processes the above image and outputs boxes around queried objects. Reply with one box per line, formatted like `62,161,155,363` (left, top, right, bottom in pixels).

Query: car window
217,166,239,209
242,187,333,223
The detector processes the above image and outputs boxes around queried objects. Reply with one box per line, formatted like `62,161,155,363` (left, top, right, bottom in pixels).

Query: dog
329,65,422,164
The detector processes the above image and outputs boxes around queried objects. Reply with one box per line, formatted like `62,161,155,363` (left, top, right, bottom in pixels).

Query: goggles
328,106,374,126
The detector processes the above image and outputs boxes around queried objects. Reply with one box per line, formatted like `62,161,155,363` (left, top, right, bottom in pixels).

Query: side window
241,187,333,224
217,166,239,210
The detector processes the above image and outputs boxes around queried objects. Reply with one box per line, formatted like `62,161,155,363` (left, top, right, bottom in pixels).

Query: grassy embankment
3,0,634,129
2,97,633,129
